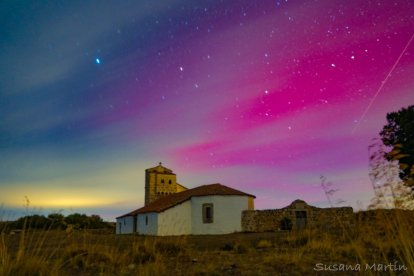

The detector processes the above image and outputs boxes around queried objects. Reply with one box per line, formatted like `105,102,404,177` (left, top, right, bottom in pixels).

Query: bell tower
144,162,187,205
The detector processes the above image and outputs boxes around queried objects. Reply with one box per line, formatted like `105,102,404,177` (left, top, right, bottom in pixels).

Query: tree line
3,213,113,231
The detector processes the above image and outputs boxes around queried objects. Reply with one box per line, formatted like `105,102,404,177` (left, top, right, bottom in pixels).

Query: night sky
1,0,414,221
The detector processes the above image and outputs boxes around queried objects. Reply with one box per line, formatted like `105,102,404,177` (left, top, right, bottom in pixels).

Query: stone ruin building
242,199,354,232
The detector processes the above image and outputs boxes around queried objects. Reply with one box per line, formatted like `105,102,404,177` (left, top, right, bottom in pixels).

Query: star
95,58,101,64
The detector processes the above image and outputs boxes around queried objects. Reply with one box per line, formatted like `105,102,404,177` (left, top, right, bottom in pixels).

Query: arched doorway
280,217,292,231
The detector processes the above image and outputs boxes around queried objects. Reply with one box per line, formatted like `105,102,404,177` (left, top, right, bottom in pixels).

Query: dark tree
48,213,66,229
64,213,107,229
12,215,51,229
64,213,89,229
88,214,106,229
380,105,414,191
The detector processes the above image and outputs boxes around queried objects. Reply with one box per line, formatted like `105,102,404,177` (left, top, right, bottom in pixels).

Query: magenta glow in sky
1,0,413,220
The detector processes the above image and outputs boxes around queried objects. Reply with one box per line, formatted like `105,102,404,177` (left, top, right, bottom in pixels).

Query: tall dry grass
0,218,190,275
316,171,414,275
0,215,413,275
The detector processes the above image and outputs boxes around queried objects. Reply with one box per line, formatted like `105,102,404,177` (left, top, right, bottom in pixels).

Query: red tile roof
116,183,255,218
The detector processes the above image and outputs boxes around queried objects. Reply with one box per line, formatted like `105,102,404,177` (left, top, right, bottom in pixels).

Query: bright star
95,58,101,64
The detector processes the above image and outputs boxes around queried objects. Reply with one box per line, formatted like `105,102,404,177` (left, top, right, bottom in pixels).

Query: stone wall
242,199,355,232
242,209,286,232
356,209,414,232
311,207,355,230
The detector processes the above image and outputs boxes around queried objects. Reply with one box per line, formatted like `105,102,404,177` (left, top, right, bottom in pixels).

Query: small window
145,216,148,225
168,180,172,184
202,203,214,223
161,179,164,184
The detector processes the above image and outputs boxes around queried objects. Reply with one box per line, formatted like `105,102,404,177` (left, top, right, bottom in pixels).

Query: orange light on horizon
2,192,118,209
37,197,114,208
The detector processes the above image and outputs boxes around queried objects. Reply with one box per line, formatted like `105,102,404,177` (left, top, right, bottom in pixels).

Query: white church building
116,163,255,235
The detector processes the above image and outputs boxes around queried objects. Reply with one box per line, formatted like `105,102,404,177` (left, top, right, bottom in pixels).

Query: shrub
132,245,156,264
256,240,272,249
220,243,234,251
155,241,183,256
234,242,248,254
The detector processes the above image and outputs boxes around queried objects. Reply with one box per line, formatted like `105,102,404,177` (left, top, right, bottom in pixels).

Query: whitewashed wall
116,216,135,234
191,195,248,235
157,200,192,236
137,212,158,235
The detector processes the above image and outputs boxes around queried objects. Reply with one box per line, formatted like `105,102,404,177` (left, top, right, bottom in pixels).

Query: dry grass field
1,210,413,276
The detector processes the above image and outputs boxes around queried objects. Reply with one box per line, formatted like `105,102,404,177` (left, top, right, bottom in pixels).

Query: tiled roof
116,183,255,218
